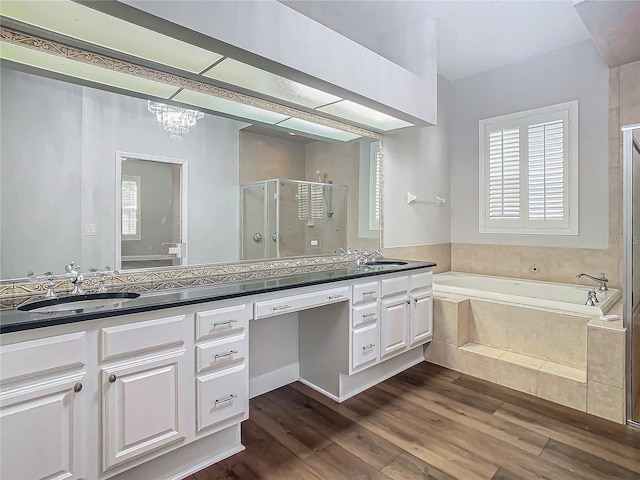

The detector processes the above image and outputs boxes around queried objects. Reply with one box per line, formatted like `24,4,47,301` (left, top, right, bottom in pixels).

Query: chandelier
147,101,204,139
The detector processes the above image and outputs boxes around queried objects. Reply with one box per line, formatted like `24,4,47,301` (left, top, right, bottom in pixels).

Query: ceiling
281,0,593,81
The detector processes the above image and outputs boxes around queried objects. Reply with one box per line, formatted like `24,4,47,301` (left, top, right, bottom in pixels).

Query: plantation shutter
528,119,564,220
488,127,520,219
121,178,139,236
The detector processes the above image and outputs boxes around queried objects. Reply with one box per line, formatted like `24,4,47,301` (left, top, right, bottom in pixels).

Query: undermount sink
18,292,140,313
366,260,408,267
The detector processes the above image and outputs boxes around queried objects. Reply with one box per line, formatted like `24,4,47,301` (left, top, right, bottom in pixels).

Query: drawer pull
214,350,238,359
108,374,117,383
362,343,375,351
213,319,237,327
215,393,238,405
363,291,376,296
328,294,344,300
272,305,291,311
362,313,376,318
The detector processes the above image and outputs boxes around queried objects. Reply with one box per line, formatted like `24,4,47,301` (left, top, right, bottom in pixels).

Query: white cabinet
0,332,87,480
102,350,186,470
1,375,86,480
380,295,409,358
409,291,433,346
194,303,250,437
100,313,188,471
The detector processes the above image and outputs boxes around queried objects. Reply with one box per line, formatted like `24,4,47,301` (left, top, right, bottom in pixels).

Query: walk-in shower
240,178,347,260
624,123,640,426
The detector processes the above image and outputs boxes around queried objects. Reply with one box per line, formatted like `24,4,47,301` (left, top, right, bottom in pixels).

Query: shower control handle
253,233,262,242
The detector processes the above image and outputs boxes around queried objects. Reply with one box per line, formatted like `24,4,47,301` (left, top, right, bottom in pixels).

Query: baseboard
297,377,340,402
170,445,245,480
249,363,299,398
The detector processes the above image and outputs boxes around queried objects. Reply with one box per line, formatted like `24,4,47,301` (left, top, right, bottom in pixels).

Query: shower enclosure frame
623,122,640,427
239,178,347,260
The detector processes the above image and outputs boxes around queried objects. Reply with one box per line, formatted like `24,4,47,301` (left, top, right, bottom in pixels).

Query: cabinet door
102,350,185,471
1,375,86,480
380,295,409,358
410,291,433,346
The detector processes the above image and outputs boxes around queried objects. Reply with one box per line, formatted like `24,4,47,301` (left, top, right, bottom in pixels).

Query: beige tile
500,351,545,370
429,339,446,366
432,297,469,346
609,66,620,109
459,349,499,383
460,342,504,358
620,61,640,107
458,299,470,346
545,313,588,368
469,301,509,348
495,360,538,395
538,371,587,411
587,381,625,424
587,327,625,389
620,104,640,126
609,108,620,139
507,307,547,359
539,361,586,383
433,298,459,344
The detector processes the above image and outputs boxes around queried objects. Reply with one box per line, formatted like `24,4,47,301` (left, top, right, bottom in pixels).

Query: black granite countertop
0,260,436,334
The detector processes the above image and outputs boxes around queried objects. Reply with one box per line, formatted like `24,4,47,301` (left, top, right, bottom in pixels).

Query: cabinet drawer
195,335,247,374
352,281,379,305
254,286,350,319
352,303,378,329
0,332,86,383
352,324,379,370
381,276,409,298
196,363,248,433
196,304,250,342
410,271,433,292
100,315,185,361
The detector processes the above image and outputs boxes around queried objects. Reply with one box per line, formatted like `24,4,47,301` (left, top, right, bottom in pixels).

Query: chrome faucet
89,266,117,293
585,289,599,306
575,272,608,292
65,262,84,295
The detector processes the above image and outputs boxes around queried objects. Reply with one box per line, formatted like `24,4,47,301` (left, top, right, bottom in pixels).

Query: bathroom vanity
0,261,434,480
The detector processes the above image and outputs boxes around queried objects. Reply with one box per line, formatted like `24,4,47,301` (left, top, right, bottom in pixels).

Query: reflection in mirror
117,154,187,270
0,67,381,280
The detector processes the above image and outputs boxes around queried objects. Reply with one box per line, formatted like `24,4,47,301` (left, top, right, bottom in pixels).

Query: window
369,142,381,230
121,175,141,240
479,101,578,235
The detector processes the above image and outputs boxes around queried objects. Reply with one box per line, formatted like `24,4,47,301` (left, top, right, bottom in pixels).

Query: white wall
0,69,246,279
383,76,452,248
120,0,436,125
449,40,609,249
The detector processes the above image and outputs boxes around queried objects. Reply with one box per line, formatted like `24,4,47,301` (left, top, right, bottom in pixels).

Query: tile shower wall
450,59,640,290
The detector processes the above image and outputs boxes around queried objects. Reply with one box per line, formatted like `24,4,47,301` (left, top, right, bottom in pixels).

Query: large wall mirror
0,66,382,280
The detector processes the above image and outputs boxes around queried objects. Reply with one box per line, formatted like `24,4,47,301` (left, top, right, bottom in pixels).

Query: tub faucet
585,289,599,306
575,272,608,292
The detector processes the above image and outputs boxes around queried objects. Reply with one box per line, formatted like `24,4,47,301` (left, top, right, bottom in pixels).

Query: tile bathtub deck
188,362,640,480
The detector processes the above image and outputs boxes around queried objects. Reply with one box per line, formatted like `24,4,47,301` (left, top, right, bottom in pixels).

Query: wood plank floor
187,362,640,480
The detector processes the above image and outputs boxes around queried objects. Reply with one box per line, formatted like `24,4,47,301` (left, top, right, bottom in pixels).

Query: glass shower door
241,183,267,260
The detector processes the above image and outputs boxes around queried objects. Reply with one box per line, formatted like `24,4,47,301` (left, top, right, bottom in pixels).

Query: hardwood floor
187,362,640,480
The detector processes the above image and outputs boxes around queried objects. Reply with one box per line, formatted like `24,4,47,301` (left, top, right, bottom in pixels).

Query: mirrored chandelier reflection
147,101,204,139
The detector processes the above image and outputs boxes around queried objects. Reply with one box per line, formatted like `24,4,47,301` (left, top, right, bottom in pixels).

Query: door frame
115,151,189,270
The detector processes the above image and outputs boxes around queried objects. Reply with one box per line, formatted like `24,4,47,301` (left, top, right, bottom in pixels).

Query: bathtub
433,272,621,316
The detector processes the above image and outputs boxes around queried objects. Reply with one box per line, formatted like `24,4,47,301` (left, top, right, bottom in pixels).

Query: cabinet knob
73,382,83,393
108,374,117,383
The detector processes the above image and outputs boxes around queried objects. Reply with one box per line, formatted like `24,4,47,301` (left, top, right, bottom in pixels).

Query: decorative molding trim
0,26,382,140
0,255,358,306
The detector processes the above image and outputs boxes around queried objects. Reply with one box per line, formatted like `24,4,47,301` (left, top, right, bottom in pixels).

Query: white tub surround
428,273,626,424
434,271,621,316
